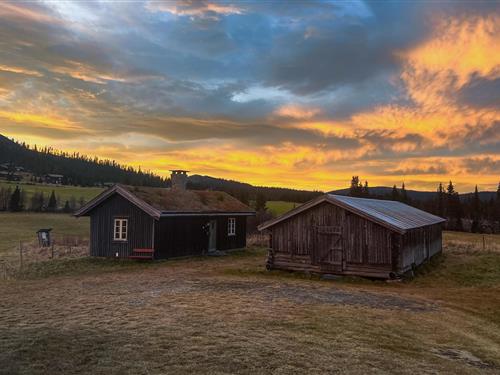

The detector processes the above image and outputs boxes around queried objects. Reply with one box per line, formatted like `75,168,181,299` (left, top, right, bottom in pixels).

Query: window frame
113,218,128,241
227,217,236,236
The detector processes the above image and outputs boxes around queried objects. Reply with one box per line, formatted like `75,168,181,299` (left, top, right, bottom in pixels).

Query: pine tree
401,182,408,203
362,181,369,197
495,182,500,223
349,176,363,197
391,185,399,201
8,186,22,212
63,200,71,213
47,190,57,212
436,183,445,217
255,191,267,212
471,185,481,233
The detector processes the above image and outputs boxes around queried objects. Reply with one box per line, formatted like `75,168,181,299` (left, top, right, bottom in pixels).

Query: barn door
313,225,343,272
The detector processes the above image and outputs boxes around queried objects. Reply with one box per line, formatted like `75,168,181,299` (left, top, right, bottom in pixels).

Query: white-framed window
113,218,128,241
228,217,236,236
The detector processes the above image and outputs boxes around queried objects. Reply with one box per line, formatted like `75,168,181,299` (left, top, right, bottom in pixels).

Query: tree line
0,134,167,187
349,176,500,233
0,186,86,213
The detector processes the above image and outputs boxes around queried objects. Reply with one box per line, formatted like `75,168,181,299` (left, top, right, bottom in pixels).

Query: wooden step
128,255,153,260
132,248,154,254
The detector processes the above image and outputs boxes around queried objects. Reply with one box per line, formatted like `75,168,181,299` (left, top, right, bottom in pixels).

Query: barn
75,171,255,260
258,194,445,279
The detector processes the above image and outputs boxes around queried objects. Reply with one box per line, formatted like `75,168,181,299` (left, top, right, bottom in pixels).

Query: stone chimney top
170,170,189,190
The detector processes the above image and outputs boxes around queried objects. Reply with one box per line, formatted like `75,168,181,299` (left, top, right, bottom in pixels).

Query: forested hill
188,174,322,203
330,187,496,202
0,134,167,187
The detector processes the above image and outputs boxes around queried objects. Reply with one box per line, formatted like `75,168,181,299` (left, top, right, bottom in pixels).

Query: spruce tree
349,176,363,197
63,200,71,213
436,183,445,217
255,191,267,212
8,186,22,212
47,190,57,212
362,181,369,197
471,185,481,233
401,182,408,203
391,185,399,201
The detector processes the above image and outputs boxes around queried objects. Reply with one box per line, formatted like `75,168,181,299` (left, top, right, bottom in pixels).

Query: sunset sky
0,1,498,192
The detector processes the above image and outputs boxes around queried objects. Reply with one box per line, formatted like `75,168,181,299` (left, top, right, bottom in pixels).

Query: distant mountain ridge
0,133,495,202
329,187,496,202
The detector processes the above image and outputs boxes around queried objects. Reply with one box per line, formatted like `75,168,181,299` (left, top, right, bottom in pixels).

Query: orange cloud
0,110,84,132
0,65,43,77
146,1,244,18
274,104,322,119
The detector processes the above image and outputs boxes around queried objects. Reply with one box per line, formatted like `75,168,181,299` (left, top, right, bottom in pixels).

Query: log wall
268,202,395,277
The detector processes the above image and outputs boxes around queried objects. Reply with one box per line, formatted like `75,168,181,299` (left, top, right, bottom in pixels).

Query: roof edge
74,184,162,219
258,194,445,234
258,195,329,231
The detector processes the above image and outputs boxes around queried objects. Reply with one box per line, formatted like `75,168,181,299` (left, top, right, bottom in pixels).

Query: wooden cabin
75,170,255,260
258,194,445,279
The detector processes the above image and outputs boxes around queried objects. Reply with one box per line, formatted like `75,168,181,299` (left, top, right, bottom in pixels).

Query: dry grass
1,234,500,374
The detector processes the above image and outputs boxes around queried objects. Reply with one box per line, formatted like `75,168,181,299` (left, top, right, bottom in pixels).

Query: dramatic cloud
0,1,498,191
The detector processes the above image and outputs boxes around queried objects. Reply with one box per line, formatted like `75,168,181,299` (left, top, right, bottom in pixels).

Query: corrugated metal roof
258,194,445,233
328,194,445,231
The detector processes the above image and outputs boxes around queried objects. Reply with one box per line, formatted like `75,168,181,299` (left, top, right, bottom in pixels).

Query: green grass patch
266,201,300,216
0,181,103,206
413,252,500,288
0,212,89,259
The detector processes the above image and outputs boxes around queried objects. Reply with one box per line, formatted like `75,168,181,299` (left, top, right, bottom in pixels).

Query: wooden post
51,242,54,259
19,241,23,270
483,235,486,251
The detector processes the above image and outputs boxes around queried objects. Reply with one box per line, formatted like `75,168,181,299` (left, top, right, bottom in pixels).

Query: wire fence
0,235,89,280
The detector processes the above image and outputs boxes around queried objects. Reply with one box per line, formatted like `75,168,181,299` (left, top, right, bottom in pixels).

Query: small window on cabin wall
113,218,128,241
228,218,236,236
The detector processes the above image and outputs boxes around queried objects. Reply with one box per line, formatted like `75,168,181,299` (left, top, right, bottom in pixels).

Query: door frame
208,219,217,252
313,225,344,271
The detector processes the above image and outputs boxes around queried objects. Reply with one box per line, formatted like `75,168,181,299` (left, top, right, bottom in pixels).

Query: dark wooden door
208,219,217,252
313,225,343,272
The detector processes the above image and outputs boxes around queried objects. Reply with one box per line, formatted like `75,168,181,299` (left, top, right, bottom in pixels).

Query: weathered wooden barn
258,194,445,278
75,171,254,260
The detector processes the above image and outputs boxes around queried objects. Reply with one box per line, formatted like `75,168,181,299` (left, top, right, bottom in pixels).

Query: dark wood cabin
75,172,254,260
258,194,445,279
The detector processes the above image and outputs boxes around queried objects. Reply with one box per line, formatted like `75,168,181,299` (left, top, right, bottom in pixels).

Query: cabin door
208,219,217,252
313,225,343,272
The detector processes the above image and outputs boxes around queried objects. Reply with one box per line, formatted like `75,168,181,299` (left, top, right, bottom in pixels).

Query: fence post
19,241,23,270
51,242,54,259
483,235,486,251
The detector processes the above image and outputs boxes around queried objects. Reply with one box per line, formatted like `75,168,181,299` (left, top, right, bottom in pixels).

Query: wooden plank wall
90,194,154,257
269,202,394,277
155,215,248,259
399,224,442,271
216,216,247,251
154,216,208,259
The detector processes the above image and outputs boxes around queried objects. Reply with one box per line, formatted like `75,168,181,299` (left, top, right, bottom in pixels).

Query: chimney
170,170,189,190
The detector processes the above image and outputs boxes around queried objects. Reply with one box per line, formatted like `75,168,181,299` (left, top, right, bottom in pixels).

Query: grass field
0,213,499,374
0,213,89,261
266,200,300,216
0,181,103,206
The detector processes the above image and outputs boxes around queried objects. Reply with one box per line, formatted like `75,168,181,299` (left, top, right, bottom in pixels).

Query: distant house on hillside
43,174,64,184
0,171,22,181
75,170,255,259
259,194,445,279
